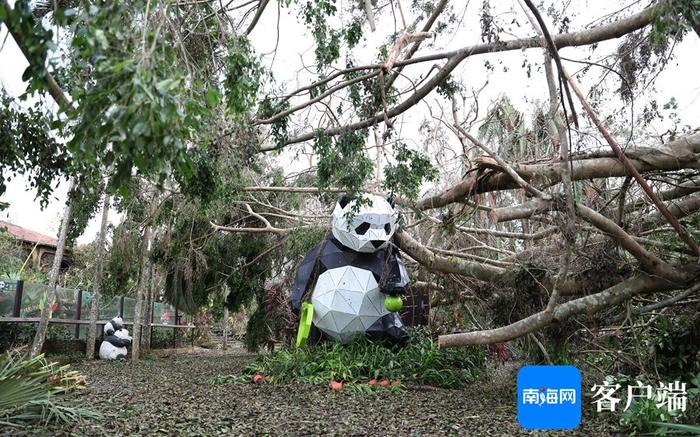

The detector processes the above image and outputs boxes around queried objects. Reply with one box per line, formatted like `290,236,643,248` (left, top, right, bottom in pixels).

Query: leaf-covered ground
11,349,619,436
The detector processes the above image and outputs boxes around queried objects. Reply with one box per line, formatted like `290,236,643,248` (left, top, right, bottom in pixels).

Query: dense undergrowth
210,328,486,389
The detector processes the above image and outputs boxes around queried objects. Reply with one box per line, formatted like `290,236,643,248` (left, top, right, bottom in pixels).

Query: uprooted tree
1,0,699,357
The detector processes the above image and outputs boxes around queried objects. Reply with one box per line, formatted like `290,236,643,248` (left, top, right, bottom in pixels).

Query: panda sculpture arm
290,240,325,314
104,334,132,348
380,243,409,296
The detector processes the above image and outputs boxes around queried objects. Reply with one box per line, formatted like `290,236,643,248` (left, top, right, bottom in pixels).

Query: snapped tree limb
438,273,681,347
417,133,700,210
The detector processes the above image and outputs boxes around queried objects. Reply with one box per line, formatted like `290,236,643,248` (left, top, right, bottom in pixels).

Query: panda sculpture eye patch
355,222,370,235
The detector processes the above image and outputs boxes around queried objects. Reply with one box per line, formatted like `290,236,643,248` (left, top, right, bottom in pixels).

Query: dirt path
13,352,618,436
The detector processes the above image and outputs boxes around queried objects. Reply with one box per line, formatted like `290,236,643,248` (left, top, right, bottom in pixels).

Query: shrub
0,323,36,353
212,327,486,389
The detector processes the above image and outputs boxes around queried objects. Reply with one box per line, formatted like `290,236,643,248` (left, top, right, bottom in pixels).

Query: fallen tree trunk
417,133,700,210
438,273,684,347
393,229,509,283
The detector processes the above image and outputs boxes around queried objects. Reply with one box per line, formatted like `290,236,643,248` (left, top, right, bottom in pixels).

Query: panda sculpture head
104,316,124,335
331,194,398,253
99,316,132,360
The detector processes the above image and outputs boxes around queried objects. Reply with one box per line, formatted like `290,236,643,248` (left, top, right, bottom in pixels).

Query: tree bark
86,192,111,359
142,262,154,353
416,133,700,210
30,179,75,358
438,274,679,347
131,221,152,362
394,229,509,283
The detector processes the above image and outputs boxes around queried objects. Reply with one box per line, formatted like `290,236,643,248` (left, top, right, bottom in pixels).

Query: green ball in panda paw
384,295,403,312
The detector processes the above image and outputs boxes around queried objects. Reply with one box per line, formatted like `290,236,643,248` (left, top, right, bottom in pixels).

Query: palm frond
0,352,100,427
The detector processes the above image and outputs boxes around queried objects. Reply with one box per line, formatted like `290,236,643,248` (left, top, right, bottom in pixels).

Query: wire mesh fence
0,279,183,340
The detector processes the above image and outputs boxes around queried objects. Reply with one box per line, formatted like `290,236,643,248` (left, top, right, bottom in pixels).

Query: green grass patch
210,328,486,389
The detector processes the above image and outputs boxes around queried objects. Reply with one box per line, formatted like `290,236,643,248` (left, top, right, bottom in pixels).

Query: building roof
0,221,58,248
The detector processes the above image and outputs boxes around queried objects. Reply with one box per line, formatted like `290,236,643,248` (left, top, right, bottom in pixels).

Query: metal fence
0,279,191,340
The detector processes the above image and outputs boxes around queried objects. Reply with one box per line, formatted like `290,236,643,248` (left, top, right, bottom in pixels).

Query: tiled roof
0,221,58,247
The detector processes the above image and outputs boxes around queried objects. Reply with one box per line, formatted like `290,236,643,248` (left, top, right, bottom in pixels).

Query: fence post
119,296,125,318
149,302,154,348
74,289,83,339
172,303,179,346
12,280,24,317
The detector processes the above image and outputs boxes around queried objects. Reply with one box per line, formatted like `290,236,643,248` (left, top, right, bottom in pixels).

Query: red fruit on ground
329,381,343,391
380,379,390,387
368,379,377,386
252,373,264,383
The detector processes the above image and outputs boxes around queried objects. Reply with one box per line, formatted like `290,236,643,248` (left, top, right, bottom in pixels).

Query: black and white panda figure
291,194,409,345
99,316,133,360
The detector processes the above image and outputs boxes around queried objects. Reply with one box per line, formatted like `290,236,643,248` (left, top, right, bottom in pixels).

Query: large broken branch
564,70,700,257
393,229,510,283
258,5,657,150
490,198,553,223
416,133,700,210
438,273,680,347
575,204,683,281
627,178,700,212
642,194,700,229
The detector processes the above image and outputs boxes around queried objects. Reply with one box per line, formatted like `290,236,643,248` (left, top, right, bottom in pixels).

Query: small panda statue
291,194,409,345
99,316,133,360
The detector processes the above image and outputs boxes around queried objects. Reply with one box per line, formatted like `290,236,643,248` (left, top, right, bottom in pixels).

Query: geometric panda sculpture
99,316,133,360
291,194,409,345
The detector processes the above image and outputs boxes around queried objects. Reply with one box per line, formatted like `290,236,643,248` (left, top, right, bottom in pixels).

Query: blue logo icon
517,365,581,430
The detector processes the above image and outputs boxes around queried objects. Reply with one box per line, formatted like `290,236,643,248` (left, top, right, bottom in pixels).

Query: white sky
1,0,698,245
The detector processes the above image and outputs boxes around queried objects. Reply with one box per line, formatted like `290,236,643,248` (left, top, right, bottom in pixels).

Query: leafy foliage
0,352,100,427
0,0,56,94
649,0,700,45
211,328,486,388
300,0,367,70
0,94,70,210
313,129,373,194
0,231,25,279
383,143,438,201
224,36,262,119
258,97,290,150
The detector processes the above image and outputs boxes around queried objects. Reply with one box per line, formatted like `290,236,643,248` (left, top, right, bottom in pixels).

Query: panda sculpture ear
338,195,353,208
386,194,396,208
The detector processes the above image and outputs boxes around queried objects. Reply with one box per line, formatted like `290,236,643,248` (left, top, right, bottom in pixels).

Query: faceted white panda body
311,266,389,343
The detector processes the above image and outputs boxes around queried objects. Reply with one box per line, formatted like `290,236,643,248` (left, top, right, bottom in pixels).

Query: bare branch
245,0,269,35
259,5,657,151
564,69,700,257
438,274,679,347
416,133,700,210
